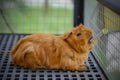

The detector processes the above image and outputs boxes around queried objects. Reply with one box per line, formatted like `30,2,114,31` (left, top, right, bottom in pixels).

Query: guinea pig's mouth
88,37,93,44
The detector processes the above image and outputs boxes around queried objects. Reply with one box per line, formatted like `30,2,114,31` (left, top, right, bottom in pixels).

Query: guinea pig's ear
63,32,72,40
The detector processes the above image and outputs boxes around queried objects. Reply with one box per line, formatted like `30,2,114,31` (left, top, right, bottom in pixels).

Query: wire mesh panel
0,0,73,34
84,0,120,80
0,34,107,80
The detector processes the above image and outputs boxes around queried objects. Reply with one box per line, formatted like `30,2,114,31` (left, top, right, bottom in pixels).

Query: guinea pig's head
63,24,93,53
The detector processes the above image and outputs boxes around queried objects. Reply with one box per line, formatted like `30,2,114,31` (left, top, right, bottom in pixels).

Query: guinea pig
10,24,97,71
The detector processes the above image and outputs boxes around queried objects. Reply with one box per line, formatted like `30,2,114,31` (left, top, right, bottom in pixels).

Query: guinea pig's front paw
79,65,87,71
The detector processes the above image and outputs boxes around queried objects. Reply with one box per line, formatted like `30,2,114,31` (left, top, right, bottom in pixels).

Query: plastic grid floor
0,34,108,80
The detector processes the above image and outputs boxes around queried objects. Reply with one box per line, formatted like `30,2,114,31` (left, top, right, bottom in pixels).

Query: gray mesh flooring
0,34,108,80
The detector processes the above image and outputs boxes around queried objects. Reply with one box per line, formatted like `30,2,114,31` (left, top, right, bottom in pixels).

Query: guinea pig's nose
88,32,92,35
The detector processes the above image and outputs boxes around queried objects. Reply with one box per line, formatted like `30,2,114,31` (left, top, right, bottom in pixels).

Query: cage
84,0,120,80
0,0,120,80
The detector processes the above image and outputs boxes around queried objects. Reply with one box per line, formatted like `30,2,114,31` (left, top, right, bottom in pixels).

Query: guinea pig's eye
76,32,81,37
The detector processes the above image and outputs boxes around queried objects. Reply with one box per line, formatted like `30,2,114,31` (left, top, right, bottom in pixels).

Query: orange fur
10,24,97,71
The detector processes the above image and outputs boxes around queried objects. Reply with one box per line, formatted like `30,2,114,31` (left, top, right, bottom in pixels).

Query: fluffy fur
10,24,97,71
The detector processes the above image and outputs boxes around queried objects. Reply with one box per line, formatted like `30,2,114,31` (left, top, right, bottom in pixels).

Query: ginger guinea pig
10,24,97,71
